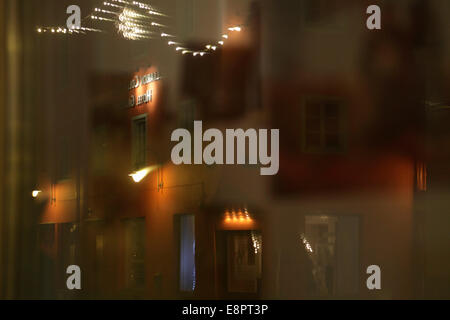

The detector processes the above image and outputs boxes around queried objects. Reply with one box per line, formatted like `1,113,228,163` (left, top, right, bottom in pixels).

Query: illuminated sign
128,69,160,108
129,76,140,90
129,89,152,108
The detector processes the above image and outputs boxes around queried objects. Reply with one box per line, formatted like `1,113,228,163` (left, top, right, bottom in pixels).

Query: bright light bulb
128,166,158,183
228,26,241,32
32,190,42,198
129,168,150,183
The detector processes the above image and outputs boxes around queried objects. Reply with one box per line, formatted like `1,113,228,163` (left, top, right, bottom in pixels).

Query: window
302,98,345,152
132,115,147,170
179,215,196,292
303,215,359,297
124,218,146,288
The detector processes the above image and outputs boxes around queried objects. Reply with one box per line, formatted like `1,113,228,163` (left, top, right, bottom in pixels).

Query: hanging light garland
36,26,102,34
36,0,243,57
224,208,253,223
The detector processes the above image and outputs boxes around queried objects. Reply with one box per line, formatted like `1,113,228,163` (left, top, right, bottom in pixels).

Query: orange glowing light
224,208,254,224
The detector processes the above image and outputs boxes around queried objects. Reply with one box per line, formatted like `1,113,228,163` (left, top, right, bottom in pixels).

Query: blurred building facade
0,0,43,299
2,0,450,300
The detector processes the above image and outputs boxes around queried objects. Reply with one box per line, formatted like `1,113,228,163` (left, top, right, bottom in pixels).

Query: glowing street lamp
32,190,42,198
129,167,150,183
128,165,158,183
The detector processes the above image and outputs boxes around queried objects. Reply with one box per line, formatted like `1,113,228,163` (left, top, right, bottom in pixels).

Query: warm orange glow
129,165,158,183
220,208,257,230
224,208,253,224
228,26,242,32
416,161,427,191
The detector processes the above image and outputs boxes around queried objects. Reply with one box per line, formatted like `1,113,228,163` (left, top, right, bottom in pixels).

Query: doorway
215,230,262,299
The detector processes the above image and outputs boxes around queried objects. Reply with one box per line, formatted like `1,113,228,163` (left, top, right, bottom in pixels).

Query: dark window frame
131,114,148,170
301,96,347,153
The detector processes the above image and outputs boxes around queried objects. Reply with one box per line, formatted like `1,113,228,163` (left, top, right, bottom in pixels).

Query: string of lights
224,208,253,223
251,231,262,254
36,0,243,56
36,26,103,34
300,234,314,253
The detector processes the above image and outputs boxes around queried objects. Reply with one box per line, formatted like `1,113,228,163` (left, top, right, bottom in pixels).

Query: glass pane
179,215,196,292
306,102,321,118
306,117,321,133
325,116,339,133
306,133,321,148
325,102,339,118
325,133,340,148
